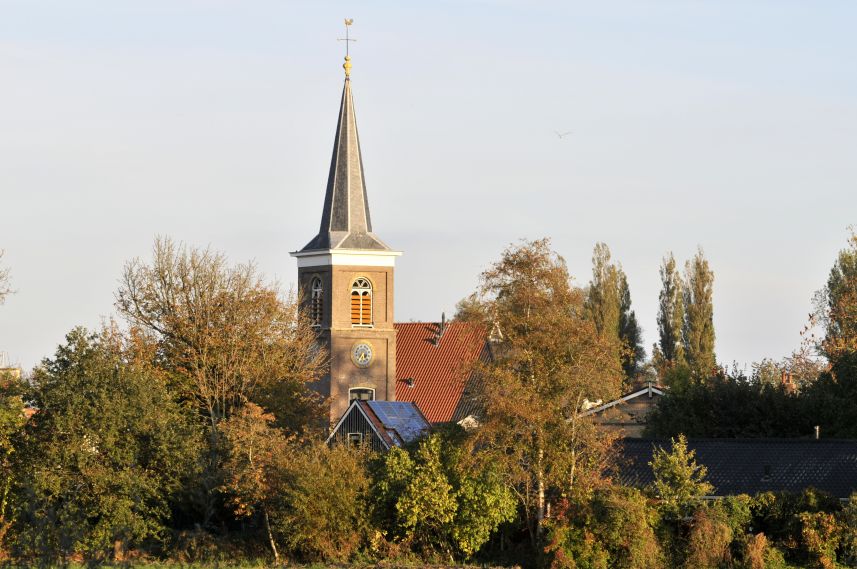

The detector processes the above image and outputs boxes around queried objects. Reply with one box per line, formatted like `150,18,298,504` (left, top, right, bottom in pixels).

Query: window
349,388,375,401
350,277,372,326
310,277,323,327
347,432,364,447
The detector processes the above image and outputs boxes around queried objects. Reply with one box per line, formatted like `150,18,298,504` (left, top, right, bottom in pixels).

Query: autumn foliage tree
116,237,327,523
469,239,624,546
817,229,857,361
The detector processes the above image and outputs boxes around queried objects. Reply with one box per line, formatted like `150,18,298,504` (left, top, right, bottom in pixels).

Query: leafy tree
817,229,857,361
683,506,733,569
544,486,665,569
372,431,515,558
799,511,840,569
648,434,713,520
454,293,488,323
683,248,716,379
220,403,289,563
374,436,456,554
656,253,685,367
838,492,857,567
585,243,622,341
12,326,201,562
585,243,644,379
645,372,807,438
618,271,645,379
472,239,624,545
271,442,370,562
223,406,371,564
0,370,26,545
116,237,326,522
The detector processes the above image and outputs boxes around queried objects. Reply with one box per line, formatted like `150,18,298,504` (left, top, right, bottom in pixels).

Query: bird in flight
554,130,573,139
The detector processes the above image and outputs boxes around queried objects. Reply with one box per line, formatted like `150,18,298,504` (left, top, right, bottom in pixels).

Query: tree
12,326,201,562
115,238,327,522
648,434,713,520
372,431,515,558
585,243,644,380
454,293,488,323
0,250,12,305
585,243,621,341
272,443,370,561
817,229,857,361
618,272,645,379
544,485,665,569
0,370,26,545
374,437,456,554
471,239,624,546
656,253,685,367
220,403,289,563
683,249,716,379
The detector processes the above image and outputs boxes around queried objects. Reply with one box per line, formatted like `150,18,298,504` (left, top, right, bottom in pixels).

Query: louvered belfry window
310,277,323,327
350,277,372,327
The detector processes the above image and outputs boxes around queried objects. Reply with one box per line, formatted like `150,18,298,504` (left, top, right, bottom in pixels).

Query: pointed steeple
300,70,390,252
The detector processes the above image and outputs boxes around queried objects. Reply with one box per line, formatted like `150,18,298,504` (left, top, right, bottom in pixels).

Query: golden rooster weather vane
338,19,356,78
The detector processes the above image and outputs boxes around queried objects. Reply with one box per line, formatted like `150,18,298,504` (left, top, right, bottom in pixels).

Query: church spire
300,23,389,252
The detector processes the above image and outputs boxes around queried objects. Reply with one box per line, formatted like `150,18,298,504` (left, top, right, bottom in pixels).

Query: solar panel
367,401,430,444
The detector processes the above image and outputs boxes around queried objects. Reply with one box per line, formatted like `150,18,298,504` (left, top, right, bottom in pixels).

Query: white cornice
291,248,403,268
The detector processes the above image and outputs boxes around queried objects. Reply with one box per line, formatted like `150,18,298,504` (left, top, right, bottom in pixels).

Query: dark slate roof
394,322,489,424
617,438,857,499
300,78,391,252
362,401,430,448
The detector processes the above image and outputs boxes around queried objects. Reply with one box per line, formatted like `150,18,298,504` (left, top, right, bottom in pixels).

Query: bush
371,431,515,559
270,442,371,562
544,486,665,569
683,506,733,569
839,493,857,567
799,511,840,569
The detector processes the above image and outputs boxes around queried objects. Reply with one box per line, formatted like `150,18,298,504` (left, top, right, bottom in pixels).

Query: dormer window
310,277,323,327
350,277,372,327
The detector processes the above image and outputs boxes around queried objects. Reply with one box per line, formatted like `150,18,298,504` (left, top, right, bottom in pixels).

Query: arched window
310,277,323,327
350,277,372,327
349,387,375,401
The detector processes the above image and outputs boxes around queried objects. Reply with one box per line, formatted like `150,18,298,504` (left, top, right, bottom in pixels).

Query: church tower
291,51,401,422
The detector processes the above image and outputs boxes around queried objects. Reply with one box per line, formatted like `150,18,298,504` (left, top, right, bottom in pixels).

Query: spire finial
338,19,356,78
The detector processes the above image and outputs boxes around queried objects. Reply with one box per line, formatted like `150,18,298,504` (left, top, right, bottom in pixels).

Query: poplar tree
585,243,621,340
683,248,716,378
656,254,686,366
619,272,645,378
586,243,644,379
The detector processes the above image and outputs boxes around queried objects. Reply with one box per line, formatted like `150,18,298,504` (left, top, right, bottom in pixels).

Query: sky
1,0,856,372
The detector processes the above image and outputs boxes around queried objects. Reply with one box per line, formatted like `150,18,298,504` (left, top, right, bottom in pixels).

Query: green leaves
649,434,713,520
372,433,515,558
13,326,202,561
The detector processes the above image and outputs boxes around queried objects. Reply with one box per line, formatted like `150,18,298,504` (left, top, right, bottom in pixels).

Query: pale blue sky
1,1,855,371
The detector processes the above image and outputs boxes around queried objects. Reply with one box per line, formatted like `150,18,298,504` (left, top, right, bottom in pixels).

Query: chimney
433,312,447,346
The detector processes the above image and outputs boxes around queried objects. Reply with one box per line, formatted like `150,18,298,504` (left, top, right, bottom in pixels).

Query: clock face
351,342,373,368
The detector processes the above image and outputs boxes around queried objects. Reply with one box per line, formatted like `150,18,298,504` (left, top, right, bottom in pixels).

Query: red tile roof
395,321,489,424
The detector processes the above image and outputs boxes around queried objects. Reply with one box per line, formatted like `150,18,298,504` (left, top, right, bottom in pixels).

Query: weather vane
338,19,356,77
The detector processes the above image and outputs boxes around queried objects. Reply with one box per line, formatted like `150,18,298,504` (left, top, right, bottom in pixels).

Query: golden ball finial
343,55,352,78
